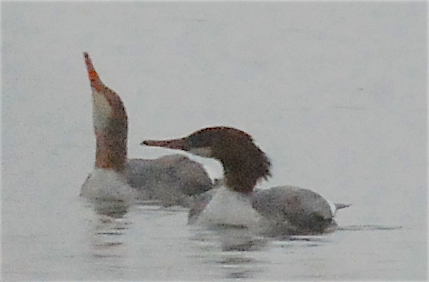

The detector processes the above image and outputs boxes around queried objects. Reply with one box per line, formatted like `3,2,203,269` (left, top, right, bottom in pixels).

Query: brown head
142,127,271,193
84,53,128,171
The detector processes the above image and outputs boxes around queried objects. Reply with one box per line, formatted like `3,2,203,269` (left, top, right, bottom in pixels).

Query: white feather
196,186,261,227
92,91,112,130
326,199,337,216
81,168,136,203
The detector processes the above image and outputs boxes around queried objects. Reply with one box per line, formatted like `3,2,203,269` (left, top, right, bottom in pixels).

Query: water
2,2,427,280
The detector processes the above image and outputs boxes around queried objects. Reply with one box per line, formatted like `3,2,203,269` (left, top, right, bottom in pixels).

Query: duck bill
141,138,187,151
83,52,104,92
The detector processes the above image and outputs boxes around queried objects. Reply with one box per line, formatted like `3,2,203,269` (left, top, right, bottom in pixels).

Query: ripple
338,225,403,231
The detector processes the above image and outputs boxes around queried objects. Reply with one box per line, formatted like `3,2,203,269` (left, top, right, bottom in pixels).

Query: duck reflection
91,198,130,219
81,198,132,263
189,226,268,279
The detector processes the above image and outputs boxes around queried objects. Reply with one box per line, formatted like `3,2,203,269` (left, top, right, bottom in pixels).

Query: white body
189,184,350,234
194,186,261,228
81,168,137,203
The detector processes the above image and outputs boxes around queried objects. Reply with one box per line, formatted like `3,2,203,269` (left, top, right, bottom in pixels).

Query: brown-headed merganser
80,53,212,206
142,127,349,234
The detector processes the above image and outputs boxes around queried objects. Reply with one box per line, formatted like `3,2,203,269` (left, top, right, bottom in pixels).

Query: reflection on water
79,200,413,281
82,207,134,280
189,226,269,279
88,214,131,259
338,225,403,231
190,226,269,252
88,199,130,219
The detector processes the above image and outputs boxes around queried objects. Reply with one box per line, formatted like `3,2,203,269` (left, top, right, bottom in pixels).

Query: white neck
92,90,114,131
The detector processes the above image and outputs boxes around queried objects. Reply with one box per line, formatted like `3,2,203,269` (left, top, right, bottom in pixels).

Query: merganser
142,127,350,234
80,53,212,207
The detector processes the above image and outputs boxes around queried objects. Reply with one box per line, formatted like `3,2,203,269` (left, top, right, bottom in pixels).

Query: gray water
2,2,427,280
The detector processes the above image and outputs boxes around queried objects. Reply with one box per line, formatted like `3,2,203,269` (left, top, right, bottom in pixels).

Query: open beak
141,138,187,151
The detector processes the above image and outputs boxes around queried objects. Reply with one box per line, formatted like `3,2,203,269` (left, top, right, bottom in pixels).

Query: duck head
142,127,271,193
84,53,128,171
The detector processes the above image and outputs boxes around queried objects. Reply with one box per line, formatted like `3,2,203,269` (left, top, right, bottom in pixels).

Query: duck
142,126,350,234
80,53,212,207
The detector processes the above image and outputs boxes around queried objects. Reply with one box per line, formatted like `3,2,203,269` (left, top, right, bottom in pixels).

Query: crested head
142,126,272,193
84,53,128,171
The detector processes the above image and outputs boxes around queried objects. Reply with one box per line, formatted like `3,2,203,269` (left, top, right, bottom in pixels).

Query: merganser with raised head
142,126,349,234
80,53,212,207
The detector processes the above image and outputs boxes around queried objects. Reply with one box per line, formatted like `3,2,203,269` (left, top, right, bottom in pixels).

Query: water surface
2,2,427,280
